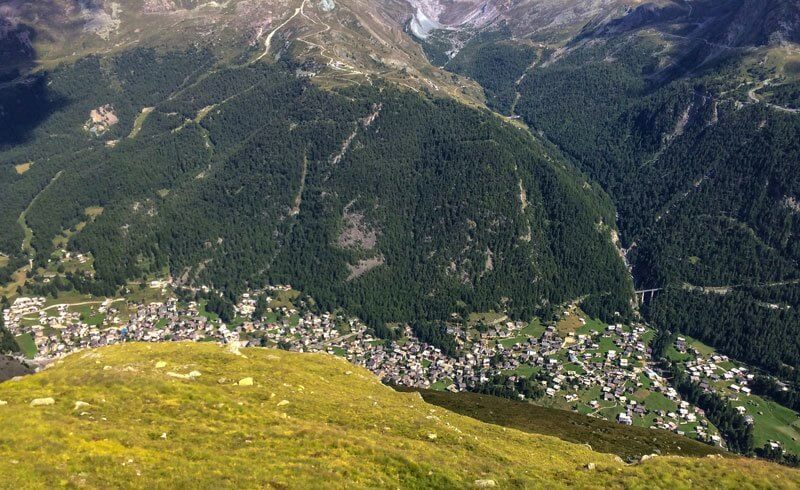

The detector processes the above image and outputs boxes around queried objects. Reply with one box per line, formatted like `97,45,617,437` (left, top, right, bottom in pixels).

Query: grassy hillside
402,389,725,461
0,342,798,488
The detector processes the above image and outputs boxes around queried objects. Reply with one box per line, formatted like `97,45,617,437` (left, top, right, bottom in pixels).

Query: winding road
255,0,307,62
748,79,799,114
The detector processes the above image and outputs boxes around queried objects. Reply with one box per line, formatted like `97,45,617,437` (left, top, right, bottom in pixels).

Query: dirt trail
18,171,64,259
295,1,369,80
256,0,307,62
290,156,308,216
748,79,799,114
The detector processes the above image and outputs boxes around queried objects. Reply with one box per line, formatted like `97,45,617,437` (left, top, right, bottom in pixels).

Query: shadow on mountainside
0,18,67,148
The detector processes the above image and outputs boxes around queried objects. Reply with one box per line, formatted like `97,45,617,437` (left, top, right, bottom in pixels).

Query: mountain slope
1,342,798,487
511,17,800,378
401,388,725,461
0,0,483,102
412,0,800,379
0,50,633,332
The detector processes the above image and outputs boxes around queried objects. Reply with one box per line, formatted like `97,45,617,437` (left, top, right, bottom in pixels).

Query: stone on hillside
227,342,246,358
640,454,657,462
277,399,290,407
155,361,167,369
30,397,55,407
0,400,7,406
167,371,201,380
474,479,496,487
74,401,91,410
238,377,254,386
586,462,596,470
426,433,437,440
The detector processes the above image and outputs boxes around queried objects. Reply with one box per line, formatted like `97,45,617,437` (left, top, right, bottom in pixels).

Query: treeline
411,321,459,357
469,373,544,401
755,444,800,468
646,288,800,382
750,375,800,413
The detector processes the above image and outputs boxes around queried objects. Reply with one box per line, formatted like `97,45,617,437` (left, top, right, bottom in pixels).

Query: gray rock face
30,397,55,407
0,355,34,383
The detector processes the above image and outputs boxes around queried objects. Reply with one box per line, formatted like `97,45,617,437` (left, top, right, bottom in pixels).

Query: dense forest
0,48,216,258
0,47,633,338
646,288,800,382
469,373,544,401
762,81,800,110
452,33,800,382
444,27,538,115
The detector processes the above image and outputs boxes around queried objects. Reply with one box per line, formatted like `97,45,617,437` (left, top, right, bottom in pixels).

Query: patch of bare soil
337,202,378,250
346,254,385,281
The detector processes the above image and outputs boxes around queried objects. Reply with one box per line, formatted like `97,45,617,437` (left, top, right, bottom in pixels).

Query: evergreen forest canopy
0,48,633,338
430,23,800,381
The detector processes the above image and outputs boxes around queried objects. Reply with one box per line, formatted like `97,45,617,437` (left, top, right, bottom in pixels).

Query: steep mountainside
0,46,632,335
1,342,798,487
415,0,800,378
407,0,636,41
0,0,483,102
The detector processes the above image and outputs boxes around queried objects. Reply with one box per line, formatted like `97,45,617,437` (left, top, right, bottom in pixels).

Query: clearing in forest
14,162,32,174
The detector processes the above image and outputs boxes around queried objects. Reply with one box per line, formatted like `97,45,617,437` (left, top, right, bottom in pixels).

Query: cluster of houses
681,345,758,427
684,350,754,396
3,297,47,328
507,323,717,442
2,286,724,444
2,297,238,358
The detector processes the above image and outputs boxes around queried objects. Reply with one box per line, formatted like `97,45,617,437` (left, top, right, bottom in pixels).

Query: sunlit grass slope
0,342,798,488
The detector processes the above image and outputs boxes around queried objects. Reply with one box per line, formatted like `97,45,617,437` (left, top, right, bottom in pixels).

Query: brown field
555,305,587,337
84,206,104,218
14,162,32,174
